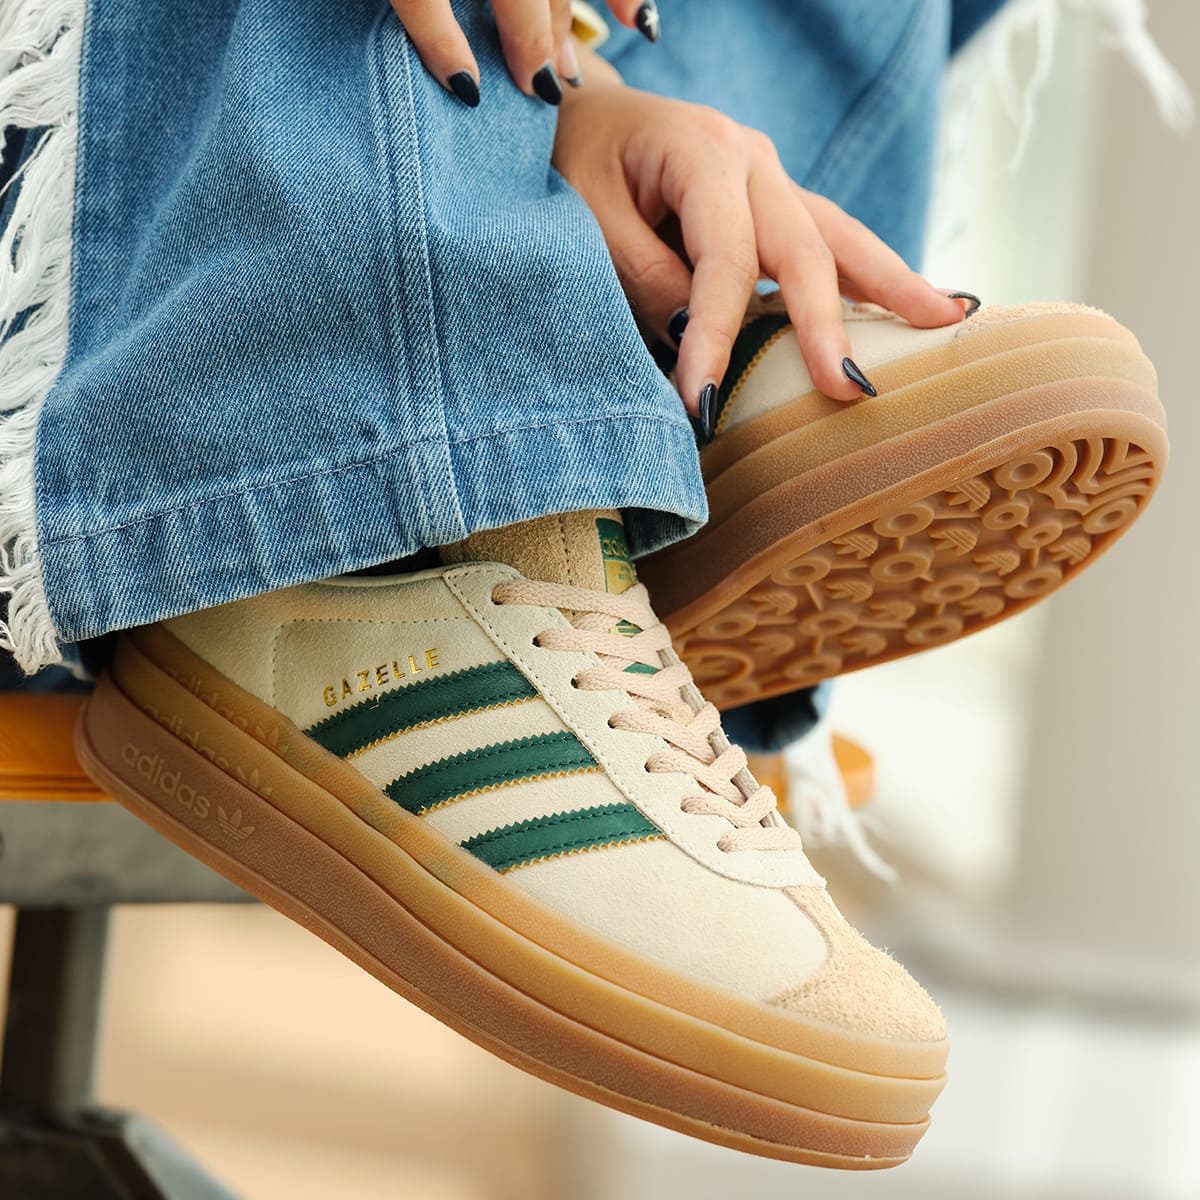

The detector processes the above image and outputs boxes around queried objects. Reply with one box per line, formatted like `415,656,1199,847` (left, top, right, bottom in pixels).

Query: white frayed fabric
945,0,1190,170
933,0,1192,251
980,0,1190,165
0,0,84,672
782,713,897,883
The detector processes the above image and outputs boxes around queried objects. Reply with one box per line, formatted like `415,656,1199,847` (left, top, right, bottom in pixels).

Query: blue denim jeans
2,0,1007,725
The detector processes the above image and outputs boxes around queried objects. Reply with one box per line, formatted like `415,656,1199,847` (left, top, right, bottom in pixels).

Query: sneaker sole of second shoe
76,627,947,1170
641,311,1167,709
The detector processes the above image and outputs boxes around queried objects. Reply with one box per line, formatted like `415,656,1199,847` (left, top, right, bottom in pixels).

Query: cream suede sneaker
641,299,1168,709
77,511,946,1169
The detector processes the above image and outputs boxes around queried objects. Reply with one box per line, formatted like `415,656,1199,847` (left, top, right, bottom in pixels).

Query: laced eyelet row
481,575,801,855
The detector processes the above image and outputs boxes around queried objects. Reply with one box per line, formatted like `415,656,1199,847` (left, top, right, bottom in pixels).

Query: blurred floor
91,903,610,1200
600,981,1200,1200
6,897,1199,1200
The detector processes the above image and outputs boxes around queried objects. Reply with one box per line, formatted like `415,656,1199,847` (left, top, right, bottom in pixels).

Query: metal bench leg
2,906,108,1111
0,907,240,1200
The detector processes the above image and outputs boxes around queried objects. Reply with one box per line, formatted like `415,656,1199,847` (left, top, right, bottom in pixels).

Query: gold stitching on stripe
344,694,538,759
415,763,604,813
496,832,665,872
714,325,792,438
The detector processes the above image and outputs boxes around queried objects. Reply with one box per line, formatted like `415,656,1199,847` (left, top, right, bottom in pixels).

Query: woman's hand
553,79,971,418
390,0,659,107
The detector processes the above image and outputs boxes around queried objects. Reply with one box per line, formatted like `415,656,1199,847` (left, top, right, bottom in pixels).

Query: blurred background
2,2,1197,1197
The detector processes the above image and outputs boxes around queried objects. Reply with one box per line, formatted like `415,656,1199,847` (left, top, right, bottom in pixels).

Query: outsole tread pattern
677,436,1158,708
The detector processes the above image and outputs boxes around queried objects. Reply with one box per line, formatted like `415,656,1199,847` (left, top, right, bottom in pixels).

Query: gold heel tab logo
596,517,636,595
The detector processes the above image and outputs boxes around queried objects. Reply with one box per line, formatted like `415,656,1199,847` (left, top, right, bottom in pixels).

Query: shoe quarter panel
273,615,494,731
508,840,829,998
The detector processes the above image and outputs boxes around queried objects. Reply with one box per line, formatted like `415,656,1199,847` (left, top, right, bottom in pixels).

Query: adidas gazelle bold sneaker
77,511,947,1169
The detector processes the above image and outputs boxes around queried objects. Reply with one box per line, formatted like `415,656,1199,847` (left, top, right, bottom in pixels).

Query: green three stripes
307,660,663,872
384,731,598,814
463,803,662,873
308,661,536,757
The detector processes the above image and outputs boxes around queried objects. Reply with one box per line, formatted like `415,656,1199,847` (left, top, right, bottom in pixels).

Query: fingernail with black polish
842,357,877,398
668,306,689,346
698,382,718,443
532,63,563,106
948,290,982,317
636,2,661,43
448,71,480,108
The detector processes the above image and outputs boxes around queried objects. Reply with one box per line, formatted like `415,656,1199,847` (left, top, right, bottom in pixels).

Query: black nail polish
636,2,661,43
532,63,563,106
447,71,480,108
948,290,982,317
565,72,583,88
841,357,877,398
668,306,689,346
698,382,718,443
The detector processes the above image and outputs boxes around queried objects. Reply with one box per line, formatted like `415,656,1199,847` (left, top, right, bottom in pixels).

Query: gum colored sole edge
75,673,934,1170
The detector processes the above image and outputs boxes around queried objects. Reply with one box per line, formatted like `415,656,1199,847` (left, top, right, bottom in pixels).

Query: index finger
671,174,760,419
390,0,480,105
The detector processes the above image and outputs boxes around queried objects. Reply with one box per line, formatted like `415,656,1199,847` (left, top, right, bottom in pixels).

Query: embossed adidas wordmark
121,742,213,818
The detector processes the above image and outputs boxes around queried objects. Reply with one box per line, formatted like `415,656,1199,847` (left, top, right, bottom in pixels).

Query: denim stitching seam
41,411,693,549
372,14,466,537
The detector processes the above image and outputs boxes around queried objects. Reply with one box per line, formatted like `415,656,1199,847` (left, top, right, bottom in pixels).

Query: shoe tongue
440,510,636,594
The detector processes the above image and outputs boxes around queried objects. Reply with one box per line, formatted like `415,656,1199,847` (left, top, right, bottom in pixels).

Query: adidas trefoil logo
217,806,256,841
232,764,273,799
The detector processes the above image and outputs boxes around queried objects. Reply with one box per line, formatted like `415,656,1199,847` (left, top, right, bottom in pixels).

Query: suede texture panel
512,838,829,999
423,771,618,846
773,888,945,1043
957,300,1111,335
722,300,963,433
441,509,625,593
350,696,564,783
165,569,494,720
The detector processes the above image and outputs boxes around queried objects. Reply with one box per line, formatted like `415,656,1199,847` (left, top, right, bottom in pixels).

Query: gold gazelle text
323,648,440,708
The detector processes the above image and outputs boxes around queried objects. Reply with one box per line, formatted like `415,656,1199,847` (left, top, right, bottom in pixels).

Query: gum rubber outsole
641,318,1167,710
74,632,947,1169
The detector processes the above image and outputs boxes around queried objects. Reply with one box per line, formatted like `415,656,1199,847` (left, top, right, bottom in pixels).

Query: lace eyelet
569,675,580,689
531,635,542,649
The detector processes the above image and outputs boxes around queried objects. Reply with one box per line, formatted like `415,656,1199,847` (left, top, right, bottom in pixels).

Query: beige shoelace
493,579,802,854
